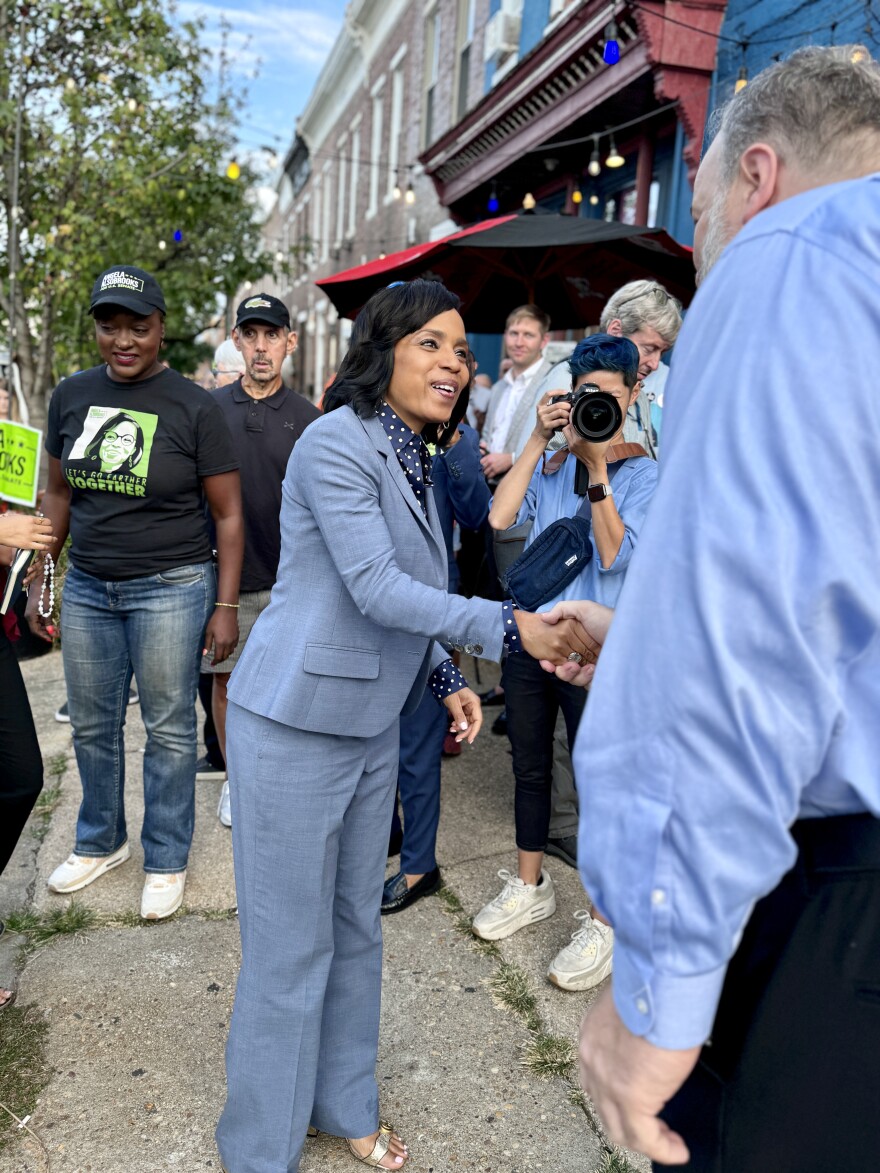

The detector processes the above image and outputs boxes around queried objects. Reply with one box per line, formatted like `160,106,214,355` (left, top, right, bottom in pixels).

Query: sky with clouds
176,1,347,165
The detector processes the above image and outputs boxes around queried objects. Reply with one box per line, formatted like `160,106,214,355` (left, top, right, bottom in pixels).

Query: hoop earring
442,418,451,430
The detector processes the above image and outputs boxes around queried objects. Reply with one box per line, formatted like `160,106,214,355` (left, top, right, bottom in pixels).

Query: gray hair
599,280,682,346
213,338,246,373
710,46,880,183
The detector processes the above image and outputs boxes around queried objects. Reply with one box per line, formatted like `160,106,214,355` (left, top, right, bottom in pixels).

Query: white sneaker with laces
141,872,186,920
472,868,556,940
47,841,131,893
547,911,614,991
217,780,232,827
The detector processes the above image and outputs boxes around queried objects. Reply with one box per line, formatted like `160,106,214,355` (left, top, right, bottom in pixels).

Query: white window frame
348,116,362,239
385,49,406,203
367,75,386,219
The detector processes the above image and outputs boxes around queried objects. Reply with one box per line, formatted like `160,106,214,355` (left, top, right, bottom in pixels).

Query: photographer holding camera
472,335,658,992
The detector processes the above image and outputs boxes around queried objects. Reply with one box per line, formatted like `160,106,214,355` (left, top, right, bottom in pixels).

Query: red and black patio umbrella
316,212,695,332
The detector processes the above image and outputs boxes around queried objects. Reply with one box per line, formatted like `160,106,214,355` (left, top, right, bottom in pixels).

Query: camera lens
570,391,622,442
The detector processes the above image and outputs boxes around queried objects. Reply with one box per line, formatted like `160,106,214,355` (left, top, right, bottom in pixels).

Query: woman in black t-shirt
27,265,243,922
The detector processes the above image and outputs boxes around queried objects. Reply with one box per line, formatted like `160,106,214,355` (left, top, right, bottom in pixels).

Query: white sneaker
547,911,614,991
217,780,232,827
472,868,556,940
47,841,131,893
141,872,186,920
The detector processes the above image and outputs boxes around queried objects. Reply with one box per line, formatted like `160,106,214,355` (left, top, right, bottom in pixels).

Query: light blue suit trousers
216,703,399,1172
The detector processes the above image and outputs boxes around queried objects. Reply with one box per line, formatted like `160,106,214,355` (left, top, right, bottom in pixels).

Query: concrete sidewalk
0,650,647,1173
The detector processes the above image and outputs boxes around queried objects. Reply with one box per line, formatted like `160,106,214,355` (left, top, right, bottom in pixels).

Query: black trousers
198,670,225,769
656,813,880,1173
0,625,43,875
502,650,586,852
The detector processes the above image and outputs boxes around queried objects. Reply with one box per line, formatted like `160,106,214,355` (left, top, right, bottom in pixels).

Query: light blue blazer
227,405,504,739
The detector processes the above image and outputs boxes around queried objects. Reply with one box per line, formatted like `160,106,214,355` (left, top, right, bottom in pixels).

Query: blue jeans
61,561,215,873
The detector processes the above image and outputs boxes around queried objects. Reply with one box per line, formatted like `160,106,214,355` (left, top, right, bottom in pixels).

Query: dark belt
791,812,880,874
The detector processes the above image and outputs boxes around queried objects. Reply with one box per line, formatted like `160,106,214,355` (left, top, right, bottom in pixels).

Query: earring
442,418,451,430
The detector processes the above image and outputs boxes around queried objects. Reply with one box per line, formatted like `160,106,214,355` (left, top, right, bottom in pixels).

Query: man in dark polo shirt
203,292,319,825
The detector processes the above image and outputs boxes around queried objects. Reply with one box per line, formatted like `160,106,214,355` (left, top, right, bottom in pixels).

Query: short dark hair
324,280,469,444
568,334,640,390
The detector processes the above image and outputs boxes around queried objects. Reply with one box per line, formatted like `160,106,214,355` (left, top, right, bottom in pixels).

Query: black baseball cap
89,266,166,316
235,292,291,329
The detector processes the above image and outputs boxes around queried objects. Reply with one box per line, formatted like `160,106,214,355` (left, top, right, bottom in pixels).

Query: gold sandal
346,1120,406,1167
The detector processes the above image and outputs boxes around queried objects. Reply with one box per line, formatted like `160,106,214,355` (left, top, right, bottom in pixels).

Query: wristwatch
587,482,613,502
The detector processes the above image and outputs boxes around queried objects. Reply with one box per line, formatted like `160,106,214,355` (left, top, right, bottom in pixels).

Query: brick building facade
258,0,492,399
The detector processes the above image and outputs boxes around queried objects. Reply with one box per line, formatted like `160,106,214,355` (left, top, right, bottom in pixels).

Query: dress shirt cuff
611,945,728,1050
429,659,469,700
501,600,522,654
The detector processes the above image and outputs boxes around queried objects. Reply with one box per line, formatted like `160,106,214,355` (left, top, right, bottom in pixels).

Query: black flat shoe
388,827,403,858
381,867,442,914
545,835,578,869
478,687,506,707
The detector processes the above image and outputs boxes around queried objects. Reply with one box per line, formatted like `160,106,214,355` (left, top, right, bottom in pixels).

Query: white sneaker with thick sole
217,780,232,827
141,872,186,920
47,841,131,893
472,868,556,940
547,911,614,991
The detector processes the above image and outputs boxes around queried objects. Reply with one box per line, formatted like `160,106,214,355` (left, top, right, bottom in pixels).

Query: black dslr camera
549,382,622,443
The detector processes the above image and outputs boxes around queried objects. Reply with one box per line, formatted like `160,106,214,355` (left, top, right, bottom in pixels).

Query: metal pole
8,6,27,376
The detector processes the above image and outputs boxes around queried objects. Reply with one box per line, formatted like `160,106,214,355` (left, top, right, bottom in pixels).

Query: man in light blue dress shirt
551,46,880,1171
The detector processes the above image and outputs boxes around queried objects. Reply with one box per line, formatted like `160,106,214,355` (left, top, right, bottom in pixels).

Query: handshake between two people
514,602,612,683
442,600,614,747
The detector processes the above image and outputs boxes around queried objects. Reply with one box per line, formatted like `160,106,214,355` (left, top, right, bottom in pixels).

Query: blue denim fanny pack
503,515,594,611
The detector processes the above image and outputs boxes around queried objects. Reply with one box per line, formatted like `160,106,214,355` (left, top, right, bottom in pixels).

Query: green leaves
1,0,277,403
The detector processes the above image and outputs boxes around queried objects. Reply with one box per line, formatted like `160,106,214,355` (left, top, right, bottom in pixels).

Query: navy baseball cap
90,266,166,316
235,292,291,329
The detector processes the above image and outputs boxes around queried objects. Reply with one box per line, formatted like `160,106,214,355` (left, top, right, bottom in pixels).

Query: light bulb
588,148,601,177
275,250,285,263
522,192,536,210
589,193,600,206
735,66,748,93
606,138,624,168
127,98,138,112
405,183,415,205
488,183,499,213
603,22,620,65
851,46,869,62
393,182,402,200
158,239,167,250
226,161,241,180
572,189,583,205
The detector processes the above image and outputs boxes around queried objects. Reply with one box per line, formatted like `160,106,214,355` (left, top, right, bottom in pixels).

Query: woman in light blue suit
216,281,593,1173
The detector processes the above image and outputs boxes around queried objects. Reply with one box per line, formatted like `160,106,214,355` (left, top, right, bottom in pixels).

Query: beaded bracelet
38,553,55,619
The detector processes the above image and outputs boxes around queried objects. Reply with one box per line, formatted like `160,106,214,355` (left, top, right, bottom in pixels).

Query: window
386,50,406,201
454,0,476,122
336,135,347,247
368,79,385,218
348,120,361,238
311,181,321,268
423,7,441,147
321,162,332,262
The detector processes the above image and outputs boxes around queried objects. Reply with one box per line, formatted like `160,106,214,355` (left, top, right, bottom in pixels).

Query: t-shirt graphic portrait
66,405,158,497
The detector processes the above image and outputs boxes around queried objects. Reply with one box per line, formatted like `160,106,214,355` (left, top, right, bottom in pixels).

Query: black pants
502,650,586,852
0,625,43,875
656,813,880,1173
198,670,225,769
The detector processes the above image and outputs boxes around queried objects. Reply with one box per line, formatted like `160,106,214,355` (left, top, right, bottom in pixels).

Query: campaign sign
0,420,42,507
